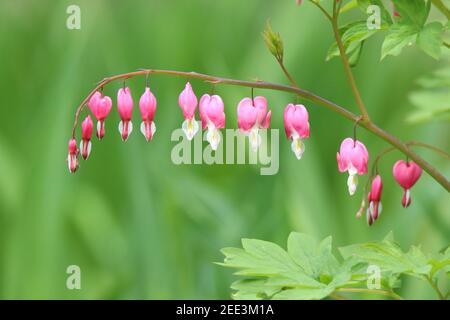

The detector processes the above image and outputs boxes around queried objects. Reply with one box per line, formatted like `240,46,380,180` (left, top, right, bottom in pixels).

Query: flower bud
67,138,79,173
80,115,93,160
262,22,284,62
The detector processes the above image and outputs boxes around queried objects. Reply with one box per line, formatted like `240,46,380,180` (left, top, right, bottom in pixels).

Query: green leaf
393,0,430,27
381,24,419,60
339,233,432,278
416,22,444,59
326,21,380,65
288,233,341,278
221,239,321,287
221,233,353,300
340,0,358,14
220,232,449,299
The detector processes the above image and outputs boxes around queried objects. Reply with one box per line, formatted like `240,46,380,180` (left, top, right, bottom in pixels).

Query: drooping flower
336,138,369,195
199,94,225,150
366,175,383,225
117,87,134,141
80,115,93,160
392,160,422,208
237,96,271,152
178,82,199,140
67,138,79,173
139,87,157,142
88,91,112,140
284,103,310,159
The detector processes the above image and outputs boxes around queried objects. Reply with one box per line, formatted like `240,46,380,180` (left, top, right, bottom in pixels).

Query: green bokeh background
0,0,448,299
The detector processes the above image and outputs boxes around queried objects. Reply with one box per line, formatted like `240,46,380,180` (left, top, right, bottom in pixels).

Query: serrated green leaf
381,24,419,60
220,232,447,300
287,233,342,278
416,22,444,59
221,238,321,287
339,235,432,278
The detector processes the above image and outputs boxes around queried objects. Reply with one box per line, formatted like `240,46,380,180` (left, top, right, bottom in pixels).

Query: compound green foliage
219,232,449,300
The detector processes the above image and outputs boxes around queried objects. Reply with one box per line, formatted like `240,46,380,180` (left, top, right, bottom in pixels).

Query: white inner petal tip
291,137,305,160
207,127,221,151
249,128,261,152
347,173,358,196
182,118,199,141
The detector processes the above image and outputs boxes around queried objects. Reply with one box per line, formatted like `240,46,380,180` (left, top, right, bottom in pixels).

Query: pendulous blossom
178,82,199,140
88,91,112,140
139,87,157,142
67,138,79,173
237,96,271,152
367,175,383,225
337,138,369,195
284,103,310,159
117,87,134,141
199,94,226,151
392,160,422,208
80,115,93,160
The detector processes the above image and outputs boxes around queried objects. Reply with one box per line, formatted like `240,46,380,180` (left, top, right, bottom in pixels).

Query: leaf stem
276,58,299,88
336,287,404,300
308,0,332,21
426,276,445,300
331,2,370,122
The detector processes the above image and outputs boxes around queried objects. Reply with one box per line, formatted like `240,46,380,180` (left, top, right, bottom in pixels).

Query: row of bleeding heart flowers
67,82,423,225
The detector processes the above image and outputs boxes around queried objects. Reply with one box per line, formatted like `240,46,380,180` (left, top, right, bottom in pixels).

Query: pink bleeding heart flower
392,160,422,208
284,103,310,160
178,82,199,140
366,175,383,225
117,87,134,141
237,96,271,151
139,87,157,142
88,91,112,140
80,115,93,160
337,137,369,195
67,138,79,173
199,94,225,150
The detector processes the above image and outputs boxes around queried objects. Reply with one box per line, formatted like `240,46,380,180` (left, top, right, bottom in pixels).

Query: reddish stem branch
71,69,450,192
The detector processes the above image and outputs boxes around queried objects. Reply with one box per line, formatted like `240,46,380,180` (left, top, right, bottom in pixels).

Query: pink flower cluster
68,81,425,224
68,82,313,172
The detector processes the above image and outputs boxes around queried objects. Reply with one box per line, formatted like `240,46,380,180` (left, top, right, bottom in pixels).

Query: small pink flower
88,91,112,140
117,87,134,141
139,87,157,142
237,96,271,151
178,82,199,140
67,138,79,173
80,115,93,160
337,138,369,195
199,94,225,150
367,175,383,225
284,103,310,159
392,160,422,208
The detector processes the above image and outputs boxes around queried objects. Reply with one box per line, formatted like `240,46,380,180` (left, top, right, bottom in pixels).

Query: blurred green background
0,0,448,299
